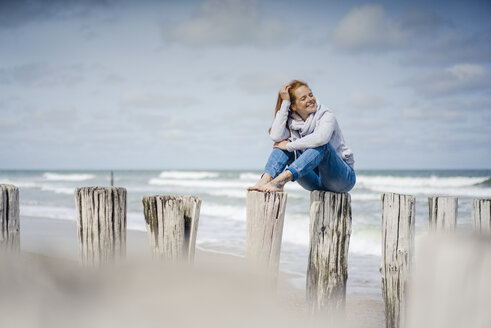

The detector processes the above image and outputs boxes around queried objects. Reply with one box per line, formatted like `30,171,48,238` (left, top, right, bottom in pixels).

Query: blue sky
0,0,490,170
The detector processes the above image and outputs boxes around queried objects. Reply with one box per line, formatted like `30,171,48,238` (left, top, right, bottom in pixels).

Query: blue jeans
263,143,356,192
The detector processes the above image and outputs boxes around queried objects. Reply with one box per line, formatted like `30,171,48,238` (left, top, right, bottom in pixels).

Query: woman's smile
292,85,317,120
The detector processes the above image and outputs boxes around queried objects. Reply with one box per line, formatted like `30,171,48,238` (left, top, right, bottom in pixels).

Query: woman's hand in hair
279,84,291,102
273,139,290,151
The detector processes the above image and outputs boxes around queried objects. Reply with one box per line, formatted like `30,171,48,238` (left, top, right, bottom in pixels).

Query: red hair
270,80,310,132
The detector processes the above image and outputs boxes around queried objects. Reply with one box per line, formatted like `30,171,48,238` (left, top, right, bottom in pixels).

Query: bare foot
255,171,293,193
256,180,284,192
247,173,273,191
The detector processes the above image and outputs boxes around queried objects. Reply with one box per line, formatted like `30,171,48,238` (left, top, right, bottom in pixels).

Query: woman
248,80,355,193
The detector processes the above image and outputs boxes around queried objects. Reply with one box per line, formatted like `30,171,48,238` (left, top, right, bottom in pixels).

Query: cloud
402,64,491,98
331,4,447,53
402,30,491,66
347,92,389,110
237,72,291,95
120,91,198,109
400,96,491,123
165,0,287,47
0,0,112,28
401,106,466,122
0,62,85,87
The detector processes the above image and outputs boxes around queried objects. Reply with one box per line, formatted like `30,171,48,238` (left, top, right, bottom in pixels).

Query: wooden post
182,196,201,262
245,191,287,277
74,186,127,266
472,198,491,233
142,195,201,262
428,196,457,232
381,192,415,328
0,184,20,252
307,191,352,316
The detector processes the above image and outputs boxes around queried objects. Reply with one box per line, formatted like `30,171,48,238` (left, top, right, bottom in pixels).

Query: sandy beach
3,215,385,328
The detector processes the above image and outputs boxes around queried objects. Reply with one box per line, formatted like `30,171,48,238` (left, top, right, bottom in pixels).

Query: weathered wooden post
472,198,491,233
74,186,127,266
428,196,457,232
0,184,20,252
381,192,415,328
142,195,201,262
245,191,287,279
307,191,352,316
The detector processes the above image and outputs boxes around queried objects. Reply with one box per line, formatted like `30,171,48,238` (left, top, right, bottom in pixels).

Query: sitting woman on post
248,80,356,193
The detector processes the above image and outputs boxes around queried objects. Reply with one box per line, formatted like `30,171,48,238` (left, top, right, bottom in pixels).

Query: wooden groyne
307,191,352,316
75,186,127,266
381,192,415,328
245,191,287,281
142,195,201,262
2,180,491,327
472,198,491,233
428,196,457,232
0,184,20,252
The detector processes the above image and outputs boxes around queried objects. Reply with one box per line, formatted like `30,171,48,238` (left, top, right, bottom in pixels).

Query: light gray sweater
269,100,354,166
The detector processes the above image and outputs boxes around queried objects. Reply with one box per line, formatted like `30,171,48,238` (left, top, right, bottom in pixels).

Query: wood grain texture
428,197,457,232
245,191,287,275
75,186,127,266
307,191,352,316
472,198,491,233
0,184,20,252
381,192,415,328
142,195,201,262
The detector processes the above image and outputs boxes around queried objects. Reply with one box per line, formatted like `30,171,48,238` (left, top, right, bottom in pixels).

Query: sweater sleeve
269,100,291,142
286,112,336,152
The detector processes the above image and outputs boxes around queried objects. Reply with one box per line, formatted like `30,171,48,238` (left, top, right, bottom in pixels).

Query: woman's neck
299,112,310,121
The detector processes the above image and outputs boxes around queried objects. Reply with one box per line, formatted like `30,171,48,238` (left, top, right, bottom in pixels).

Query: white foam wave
350,193,382,201
357,175,489,189
40,185,74,195
0,179,38,188
127,212,146,231
158,171,219,179
201,203,245,221
207,190,246,199
363,186,491,198
149,178,247,189
206,189,305,199
239,173,262,180
43,172,96,181
21,205,76,221
282,217,309,246
349,229,381,256
0,179,74,194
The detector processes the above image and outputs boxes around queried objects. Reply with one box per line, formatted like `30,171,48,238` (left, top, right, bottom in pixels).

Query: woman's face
291,86,317,118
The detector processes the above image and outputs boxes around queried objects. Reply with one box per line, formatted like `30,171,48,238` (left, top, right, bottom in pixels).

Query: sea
1,169,490,300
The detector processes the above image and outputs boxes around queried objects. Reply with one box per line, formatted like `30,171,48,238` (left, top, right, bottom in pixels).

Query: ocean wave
363,186,491,198
357,175,489,188
207,190,247,199
201,203,246,221
475,177,491,187
149,178,247,189
40,185,74,195
158,171,219,179
21,204,76,221
0,179,38,188
43,172,96,181
127,212,146,231
239,173,262,181
350,229,381,256
0,179,75,195
350,193,382,201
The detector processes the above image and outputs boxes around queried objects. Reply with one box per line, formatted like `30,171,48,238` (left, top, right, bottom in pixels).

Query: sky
0,0,490,170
